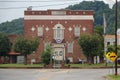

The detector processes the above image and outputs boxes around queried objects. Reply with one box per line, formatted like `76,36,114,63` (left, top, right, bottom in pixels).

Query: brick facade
24,9,94,63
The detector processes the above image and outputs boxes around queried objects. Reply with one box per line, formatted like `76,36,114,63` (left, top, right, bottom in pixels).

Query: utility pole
115,0,118,76
103,13,107,66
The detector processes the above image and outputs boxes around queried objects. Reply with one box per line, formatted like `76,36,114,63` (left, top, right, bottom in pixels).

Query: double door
53,48,64,61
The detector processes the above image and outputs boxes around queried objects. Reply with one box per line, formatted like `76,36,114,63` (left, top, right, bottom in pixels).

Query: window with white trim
44,43,50,50
68,42,73,53
53,24,64,42
68,57,73,62
37,27,43,37
55,51,58,56
59,51,63,56
74,27,80,37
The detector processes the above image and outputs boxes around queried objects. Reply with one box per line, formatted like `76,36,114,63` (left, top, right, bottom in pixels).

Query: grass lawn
0,64,44,67
0,63,120,68
108,75,120,80
65,63,119,68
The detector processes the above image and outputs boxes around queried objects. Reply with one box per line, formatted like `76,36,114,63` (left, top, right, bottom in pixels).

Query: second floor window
53,24,64,43
38,27,43,37
74,27,80,37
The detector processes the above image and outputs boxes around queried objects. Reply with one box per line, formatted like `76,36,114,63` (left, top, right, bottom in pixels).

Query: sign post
106,52,118,75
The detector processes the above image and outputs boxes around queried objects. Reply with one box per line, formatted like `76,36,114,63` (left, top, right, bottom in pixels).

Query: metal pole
115,0,118,76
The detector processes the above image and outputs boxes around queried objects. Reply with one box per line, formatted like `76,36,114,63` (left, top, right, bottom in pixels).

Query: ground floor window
68,57,73,63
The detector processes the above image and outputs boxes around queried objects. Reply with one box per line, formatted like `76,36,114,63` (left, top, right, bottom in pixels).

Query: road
0,68,119,80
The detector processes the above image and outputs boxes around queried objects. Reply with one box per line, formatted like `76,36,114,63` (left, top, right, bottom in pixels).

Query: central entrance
52,43,65,68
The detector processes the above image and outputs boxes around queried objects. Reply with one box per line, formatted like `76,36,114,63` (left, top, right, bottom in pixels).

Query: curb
0,66,119,69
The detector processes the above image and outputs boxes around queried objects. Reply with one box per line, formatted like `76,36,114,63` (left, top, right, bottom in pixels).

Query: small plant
41,44,51,66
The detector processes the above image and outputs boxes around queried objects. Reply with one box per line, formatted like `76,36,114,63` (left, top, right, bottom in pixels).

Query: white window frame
74,27,80,37
53,24,64,41
38,27,43,37
68,42,73,53
68,57,73,62
44,42,50,50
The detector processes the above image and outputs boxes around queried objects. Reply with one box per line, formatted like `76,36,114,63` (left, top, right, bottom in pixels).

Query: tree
30,38,39,52
78,34,101,64
0,33,11,56
0,18,24,34
107,45,120,57
13,37,39,64
41,44,52,66
94,25,103,36
0,33,11,63
94,26,104,61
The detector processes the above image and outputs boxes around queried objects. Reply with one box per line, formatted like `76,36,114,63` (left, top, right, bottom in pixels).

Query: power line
0,0,116,10
0,0,79,2
0,2,79,10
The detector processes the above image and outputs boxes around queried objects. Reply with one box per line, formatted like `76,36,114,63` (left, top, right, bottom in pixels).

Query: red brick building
24,9,94,63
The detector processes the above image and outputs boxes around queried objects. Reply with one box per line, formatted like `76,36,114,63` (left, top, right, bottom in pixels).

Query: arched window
53,23,65,43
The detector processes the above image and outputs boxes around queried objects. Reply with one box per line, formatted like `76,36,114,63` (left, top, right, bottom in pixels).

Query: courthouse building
24,9,94,63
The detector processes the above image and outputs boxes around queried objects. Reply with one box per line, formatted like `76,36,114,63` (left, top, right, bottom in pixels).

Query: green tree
107,45,120,57
94,25,103,36
0,33,11,56
0,33,11,63
94,26,104,61
30,38,39,51
13,37,39,64
79,34,101,64
41,44,52,66
0,18,24,34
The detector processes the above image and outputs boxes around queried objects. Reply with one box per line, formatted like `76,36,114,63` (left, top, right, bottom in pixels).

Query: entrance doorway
52,44,65,68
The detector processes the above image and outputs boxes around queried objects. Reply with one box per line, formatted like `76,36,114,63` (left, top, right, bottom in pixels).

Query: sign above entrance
56,39,63,43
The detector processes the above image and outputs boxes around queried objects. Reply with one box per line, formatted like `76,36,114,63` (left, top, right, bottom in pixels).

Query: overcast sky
0,0,117,23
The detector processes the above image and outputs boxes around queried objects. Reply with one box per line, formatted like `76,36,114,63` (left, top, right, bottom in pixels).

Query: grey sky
0,0,117,23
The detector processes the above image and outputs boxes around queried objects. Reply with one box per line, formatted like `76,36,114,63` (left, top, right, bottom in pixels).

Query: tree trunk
87,56,91,64
3,56,5,64
0,56,2,64
24,55,27,65
89,57,92,65
91,56,94,64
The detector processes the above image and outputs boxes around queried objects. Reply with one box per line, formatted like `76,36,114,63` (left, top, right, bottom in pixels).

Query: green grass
65,63,118,68
0,64,43,67
108,75,120,80
0,63,120,68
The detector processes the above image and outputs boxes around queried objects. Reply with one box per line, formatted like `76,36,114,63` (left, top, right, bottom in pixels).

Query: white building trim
24,15,94,20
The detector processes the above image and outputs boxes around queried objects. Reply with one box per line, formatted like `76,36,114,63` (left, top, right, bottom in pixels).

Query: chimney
27,6,32,11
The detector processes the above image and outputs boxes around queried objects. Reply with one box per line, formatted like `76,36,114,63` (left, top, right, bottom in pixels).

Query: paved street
0,68,120,80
